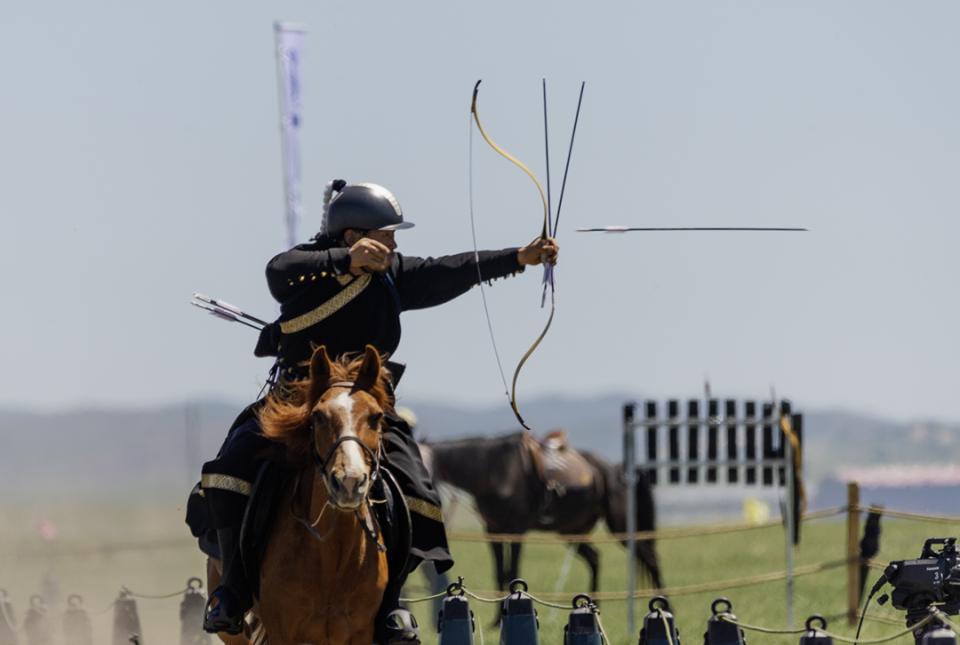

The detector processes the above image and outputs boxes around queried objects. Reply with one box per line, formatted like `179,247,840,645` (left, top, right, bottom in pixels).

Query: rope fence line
721,611,940,644
1,499,956,641
818,612,903,627
398,580,929,645
125,586,191,600
402,558,853,604
444,503,960,546
0,538,196,559
853,506,960,523
0,504,947,559
446,507,846,545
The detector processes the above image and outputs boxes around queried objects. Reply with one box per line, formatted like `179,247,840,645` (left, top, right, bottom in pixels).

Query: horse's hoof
384,609,421,645
203,587,245,635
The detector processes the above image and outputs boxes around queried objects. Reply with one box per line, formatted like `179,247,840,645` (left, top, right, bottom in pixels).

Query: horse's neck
430,437,521,496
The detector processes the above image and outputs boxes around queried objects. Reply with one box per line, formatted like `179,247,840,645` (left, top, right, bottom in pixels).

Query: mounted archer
185,179,558,645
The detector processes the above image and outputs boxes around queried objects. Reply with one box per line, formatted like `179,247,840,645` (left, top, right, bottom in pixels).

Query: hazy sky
1,1,958,425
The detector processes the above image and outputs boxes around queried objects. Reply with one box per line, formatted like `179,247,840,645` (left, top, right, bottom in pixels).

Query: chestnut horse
207,345,391,645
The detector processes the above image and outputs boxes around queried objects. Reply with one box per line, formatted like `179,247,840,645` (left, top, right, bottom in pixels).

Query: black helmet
325,183,414,236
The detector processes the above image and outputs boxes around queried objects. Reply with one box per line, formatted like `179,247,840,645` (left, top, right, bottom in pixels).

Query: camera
865,539,960,645
880,538,960,611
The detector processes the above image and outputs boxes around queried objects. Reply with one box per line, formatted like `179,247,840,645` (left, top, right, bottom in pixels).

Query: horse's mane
257,352,394,468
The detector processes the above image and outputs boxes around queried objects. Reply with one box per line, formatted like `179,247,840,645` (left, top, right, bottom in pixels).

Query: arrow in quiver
703,598,745,645
62,595,92,645
436,580,474,645
798,616,831,645
23,596,52,645
112,587,142,645
179,578,209,645
639,596,680,645
498,579,539,645
563,594,602,645
0,589,18,645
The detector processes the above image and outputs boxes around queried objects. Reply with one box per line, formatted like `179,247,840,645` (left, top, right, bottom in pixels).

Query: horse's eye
313,410,327,425
368,412,383,428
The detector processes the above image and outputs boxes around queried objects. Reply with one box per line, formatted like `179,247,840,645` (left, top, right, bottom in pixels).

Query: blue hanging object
564,594,602,645
499,579,539,645
639,596,680,645
437,578,475,645
798,616,832,645
703,598,745,645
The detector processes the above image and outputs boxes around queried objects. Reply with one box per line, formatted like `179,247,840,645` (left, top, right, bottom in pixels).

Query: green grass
0,502,955,645
404,516,960,645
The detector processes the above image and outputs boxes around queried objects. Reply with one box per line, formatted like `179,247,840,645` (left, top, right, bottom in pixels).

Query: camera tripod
905,602,960,645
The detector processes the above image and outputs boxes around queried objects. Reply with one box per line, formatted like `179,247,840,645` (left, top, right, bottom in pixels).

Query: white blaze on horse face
326,389,369,503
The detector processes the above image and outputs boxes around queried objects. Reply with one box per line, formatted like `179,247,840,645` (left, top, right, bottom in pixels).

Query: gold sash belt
279,273,372,334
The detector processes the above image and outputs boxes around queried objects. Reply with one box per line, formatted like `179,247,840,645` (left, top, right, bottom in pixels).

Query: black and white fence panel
622,399,804,635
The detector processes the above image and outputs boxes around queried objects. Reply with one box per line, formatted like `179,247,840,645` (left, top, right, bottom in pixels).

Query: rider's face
365,229,397,251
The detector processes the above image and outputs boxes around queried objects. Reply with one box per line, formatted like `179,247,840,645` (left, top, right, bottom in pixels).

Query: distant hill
1,397,957,507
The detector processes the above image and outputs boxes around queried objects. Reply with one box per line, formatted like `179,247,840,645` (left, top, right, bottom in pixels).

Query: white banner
274,22,306,251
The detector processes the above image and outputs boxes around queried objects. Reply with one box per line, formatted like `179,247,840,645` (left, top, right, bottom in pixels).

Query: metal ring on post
572,594,592,609
648,596,670,612
508,579,529,594
806,615,827,630
711,598,732,615
187,578,203,591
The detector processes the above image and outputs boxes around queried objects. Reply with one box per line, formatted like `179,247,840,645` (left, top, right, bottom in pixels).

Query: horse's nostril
328,476,341,494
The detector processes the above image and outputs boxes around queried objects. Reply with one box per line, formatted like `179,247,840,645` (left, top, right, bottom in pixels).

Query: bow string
470,80,555,431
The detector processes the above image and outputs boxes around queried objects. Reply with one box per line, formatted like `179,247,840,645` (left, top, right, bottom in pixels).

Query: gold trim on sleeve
279,273,372,334
201,474,253,497
406,497,444,523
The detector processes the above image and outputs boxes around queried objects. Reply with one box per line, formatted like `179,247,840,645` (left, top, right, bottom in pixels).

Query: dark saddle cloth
238,461,413,599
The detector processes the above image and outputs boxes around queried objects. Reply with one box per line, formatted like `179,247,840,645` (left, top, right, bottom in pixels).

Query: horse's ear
355,345,382,391
309,346,333,404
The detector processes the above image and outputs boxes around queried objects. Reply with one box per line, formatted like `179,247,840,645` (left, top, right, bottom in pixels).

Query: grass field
0,501,955,645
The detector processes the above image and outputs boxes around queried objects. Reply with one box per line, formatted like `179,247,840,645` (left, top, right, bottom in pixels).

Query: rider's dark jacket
256,240,524,375
187,236,525,575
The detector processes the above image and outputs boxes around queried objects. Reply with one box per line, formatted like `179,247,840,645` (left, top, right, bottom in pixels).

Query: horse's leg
508,541,522,586
491,541,507,592
206,558,251,645
575,543,601,596
634,540,663,590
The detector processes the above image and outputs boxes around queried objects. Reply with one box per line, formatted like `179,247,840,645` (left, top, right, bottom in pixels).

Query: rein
289,380,387,552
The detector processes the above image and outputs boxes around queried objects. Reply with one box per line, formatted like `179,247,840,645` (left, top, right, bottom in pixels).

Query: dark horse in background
420,431,662,597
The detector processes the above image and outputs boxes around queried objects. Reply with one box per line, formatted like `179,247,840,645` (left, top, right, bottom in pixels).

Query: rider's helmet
324,182,415,237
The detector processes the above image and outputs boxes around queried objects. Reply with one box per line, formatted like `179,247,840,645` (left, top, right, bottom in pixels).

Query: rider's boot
377,580,420,645
203,527,253,635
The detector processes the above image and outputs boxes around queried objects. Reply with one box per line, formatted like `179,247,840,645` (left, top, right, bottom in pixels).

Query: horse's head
306,345,387,510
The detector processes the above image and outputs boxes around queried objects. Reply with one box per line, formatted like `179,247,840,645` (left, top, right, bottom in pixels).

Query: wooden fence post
846,481,861,626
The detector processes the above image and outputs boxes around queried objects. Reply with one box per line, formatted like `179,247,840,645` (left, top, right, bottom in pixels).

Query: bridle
290,381,387,551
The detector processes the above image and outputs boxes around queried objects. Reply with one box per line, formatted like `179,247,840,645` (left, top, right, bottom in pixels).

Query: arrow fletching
192,293,268,327
190,300,263,330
